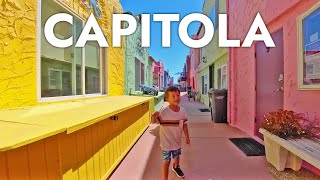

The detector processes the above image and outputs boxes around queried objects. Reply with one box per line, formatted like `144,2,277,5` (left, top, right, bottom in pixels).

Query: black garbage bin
212,89,228,123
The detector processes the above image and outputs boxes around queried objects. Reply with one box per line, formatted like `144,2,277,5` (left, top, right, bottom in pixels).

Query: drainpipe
226,0,234,126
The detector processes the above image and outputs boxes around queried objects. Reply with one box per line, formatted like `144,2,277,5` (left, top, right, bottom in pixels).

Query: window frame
217,65,227,89
298,1,320,90
201,75,205,95
221,65,227,89
134,58,145,91
37,0,108,102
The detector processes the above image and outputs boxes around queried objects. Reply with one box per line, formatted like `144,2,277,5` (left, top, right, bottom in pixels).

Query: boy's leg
162,160,170,180
173,156,180,168
171,149,185,178
161,150,171,180
172,149,181,168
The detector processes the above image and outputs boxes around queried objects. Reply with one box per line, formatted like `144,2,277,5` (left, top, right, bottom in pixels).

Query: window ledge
0,96,152,151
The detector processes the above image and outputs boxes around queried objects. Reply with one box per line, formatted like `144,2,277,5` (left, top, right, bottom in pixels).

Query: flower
260,109,317,140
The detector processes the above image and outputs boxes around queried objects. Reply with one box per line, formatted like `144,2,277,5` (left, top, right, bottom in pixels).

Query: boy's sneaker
172,165,185,178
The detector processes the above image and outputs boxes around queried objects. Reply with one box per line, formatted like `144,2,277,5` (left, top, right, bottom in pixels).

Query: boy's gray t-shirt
159,106,187,151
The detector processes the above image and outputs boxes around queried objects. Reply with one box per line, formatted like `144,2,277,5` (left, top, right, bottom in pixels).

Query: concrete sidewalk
109,93,317,180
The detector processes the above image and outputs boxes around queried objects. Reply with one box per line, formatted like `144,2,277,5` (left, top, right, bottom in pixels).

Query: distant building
148,55,155,86
178,63,187,92
186,34,201,94
124,14,149,94
153,60,164,90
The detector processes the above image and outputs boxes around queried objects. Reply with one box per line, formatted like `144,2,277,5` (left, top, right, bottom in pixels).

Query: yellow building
0,0,154,179
197,0,228,107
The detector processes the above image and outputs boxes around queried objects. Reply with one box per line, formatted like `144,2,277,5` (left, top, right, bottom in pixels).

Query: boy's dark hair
165,86,180,98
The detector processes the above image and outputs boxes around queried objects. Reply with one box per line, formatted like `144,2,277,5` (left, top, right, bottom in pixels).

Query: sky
119,0,205,84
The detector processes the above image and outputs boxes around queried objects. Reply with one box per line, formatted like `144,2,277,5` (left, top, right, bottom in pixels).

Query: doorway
255,29,284,139
209,65,214,89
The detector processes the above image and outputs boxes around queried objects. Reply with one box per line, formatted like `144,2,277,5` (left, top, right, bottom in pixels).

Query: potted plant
259,110,317,171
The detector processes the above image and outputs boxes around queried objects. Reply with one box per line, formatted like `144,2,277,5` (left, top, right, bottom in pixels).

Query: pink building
170,77,173,86
227,0,320,175
187,33,201,92
153,60,164,90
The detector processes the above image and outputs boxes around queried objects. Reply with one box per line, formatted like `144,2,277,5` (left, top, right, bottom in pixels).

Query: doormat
199,109,211,112
229,138,265,156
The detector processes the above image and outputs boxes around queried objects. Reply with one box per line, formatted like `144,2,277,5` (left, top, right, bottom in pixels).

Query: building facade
197,0,228,106
178,63,187,91
227,0,320,175
153,60,164,90
164,70,168,88
0,0,154,179
124,14,149,94
187,35,201,93
147,55,155,87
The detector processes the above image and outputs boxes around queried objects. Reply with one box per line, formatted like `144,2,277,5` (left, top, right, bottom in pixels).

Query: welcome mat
229,138,265,156
199,109,211,112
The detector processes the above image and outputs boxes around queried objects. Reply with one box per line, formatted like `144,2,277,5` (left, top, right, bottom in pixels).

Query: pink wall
153,61,164,89
228,0,320,174
187,55,191,87
228,0,320,133
189,35,201,92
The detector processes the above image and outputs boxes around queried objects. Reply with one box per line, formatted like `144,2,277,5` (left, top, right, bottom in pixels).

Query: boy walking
152,86,190,180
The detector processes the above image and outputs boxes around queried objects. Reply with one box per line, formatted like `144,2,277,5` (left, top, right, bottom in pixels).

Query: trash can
210,89,228,123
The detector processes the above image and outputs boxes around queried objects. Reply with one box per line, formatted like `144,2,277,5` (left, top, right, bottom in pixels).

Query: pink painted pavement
109,93,275,180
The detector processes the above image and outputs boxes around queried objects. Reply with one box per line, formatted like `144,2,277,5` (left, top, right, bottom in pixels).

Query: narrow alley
110,93,276,180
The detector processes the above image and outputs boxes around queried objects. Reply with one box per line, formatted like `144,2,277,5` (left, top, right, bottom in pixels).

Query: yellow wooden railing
0,96,154,179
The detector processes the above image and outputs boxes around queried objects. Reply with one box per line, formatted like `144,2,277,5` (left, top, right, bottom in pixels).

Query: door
255,29,284,139
62,71,71,96
135,58,140,91
209,65,214,89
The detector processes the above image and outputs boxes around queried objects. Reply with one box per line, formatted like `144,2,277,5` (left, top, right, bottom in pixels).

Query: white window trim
140,62,145,85
48,68,71,90
48,68,60,89
135,59,145,91
37,0,108,102
218,65,227,89
298,1,320,90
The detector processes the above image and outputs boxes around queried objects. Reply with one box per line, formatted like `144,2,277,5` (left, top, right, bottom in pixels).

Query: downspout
227,0,233,125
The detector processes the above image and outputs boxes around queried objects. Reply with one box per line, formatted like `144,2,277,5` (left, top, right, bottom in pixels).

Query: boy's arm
151,111,161,124
183,122,190,144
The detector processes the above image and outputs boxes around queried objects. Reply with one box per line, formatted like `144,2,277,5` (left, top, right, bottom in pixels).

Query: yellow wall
214,54,228,89
0,101,151,180
196,0,228,108
0,0,125,110
197,67,210,106
0,1,145,179
0,0,37,109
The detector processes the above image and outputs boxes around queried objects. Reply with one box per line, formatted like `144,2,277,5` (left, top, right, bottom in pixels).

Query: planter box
259,128,302,171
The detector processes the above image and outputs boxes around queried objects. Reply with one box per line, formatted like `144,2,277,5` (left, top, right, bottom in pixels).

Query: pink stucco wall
188,35,201,92
153,61,164,90
228,0,320,174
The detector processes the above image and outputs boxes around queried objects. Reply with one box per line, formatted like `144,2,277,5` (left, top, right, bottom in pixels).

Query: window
209,65,214,88
40,0,106,99
298,4,320,89
201,75,204,94
135,58,145,91
158,73,161,88
204,74,208,94
217,65,227,89
201,74,208,95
